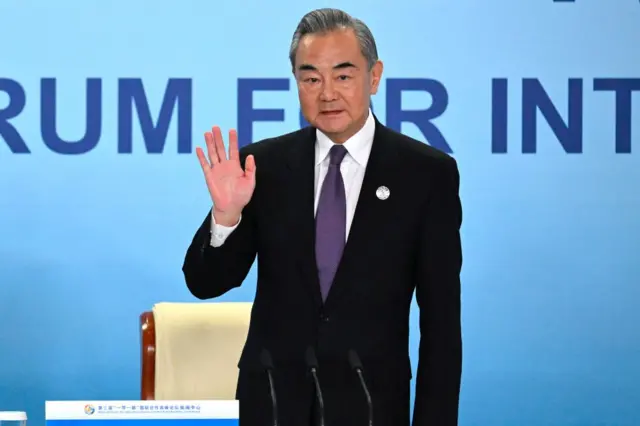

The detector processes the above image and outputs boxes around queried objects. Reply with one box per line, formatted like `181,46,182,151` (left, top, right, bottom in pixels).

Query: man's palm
197,126,256,216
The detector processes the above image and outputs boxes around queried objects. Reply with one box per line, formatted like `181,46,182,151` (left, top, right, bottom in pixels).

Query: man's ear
369,60,383,95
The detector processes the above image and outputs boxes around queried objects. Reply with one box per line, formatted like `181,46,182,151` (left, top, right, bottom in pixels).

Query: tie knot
329,144,348,166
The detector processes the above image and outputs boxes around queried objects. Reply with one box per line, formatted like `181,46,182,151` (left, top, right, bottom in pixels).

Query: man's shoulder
380,125,457,171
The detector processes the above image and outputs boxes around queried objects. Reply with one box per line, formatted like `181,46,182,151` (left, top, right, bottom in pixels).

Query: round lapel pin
376,186,390,200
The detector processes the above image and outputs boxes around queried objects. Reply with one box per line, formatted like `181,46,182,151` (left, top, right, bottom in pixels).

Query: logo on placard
84,405,95,415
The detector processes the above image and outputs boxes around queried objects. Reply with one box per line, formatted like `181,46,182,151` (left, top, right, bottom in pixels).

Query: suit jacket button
320,314,329,322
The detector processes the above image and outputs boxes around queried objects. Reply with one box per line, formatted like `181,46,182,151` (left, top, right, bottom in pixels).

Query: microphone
305,346,326,426
348,349,373,426
260,349,279,426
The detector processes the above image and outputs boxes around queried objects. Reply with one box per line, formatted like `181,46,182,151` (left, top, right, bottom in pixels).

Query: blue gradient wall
1,1,639,425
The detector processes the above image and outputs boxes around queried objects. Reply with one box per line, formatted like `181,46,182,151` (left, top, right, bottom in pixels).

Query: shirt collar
315,109,375,166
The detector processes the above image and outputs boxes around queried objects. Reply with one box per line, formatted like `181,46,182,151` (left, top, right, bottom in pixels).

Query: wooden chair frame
140,311,156,400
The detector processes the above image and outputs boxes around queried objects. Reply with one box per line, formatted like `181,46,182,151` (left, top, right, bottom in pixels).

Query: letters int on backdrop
0,77,637,154
491,78,639,154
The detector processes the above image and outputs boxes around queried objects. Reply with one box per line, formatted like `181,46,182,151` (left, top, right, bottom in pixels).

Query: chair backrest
151,301,253,400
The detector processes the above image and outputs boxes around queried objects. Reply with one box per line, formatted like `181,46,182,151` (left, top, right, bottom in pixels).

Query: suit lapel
286,126,323,307
323,120,399,309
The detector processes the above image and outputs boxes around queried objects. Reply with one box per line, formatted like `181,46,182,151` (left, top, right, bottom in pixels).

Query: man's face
294,28,383,143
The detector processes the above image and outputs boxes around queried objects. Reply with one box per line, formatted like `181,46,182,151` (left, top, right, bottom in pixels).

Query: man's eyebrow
333,61,356,70
297,61,358,71
297,63,317,71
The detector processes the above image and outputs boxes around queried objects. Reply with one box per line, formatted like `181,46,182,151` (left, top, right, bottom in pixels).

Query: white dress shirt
210,109,375,247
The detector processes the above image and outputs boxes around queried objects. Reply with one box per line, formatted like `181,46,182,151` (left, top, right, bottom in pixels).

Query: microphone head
348,349,363,370
305,346,319,369
260,348,274,370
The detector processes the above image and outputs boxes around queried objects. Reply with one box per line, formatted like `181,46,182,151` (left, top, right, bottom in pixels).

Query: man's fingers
244,154,256,180
196,147,211,172
228,129,239,161
204,131,219,164
212,126,227,162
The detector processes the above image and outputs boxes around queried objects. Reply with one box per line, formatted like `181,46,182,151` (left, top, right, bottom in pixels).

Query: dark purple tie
315,144,348,301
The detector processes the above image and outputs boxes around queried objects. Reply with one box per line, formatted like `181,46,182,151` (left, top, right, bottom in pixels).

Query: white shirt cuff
209,211,241,247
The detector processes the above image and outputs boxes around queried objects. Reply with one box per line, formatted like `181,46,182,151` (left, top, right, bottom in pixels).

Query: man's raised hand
196,126,256,226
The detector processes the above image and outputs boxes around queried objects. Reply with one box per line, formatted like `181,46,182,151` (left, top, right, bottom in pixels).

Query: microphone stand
305,346,326,426
348,349,373,426
260,349,279,426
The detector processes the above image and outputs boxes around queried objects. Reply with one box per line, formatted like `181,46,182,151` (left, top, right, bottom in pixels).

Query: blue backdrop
1,0,639,425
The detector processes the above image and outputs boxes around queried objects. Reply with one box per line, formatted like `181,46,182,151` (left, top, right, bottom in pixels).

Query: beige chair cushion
153,302,252,400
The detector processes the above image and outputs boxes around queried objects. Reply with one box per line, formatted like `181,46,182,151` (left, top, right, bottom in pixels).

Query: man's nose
319,81,338,101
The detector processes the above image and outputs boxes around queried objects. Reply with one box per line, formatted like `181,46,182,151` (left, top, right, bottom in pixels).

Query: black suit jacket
183,117,463,426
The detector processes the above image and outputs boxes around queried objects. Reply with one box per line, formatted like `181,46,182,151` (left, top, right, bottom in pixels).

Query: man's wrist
212,208,241,227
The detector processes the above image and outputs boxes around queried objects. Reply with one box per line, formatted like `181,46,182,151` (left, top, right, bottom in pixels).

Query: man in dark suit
183,8,462,426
